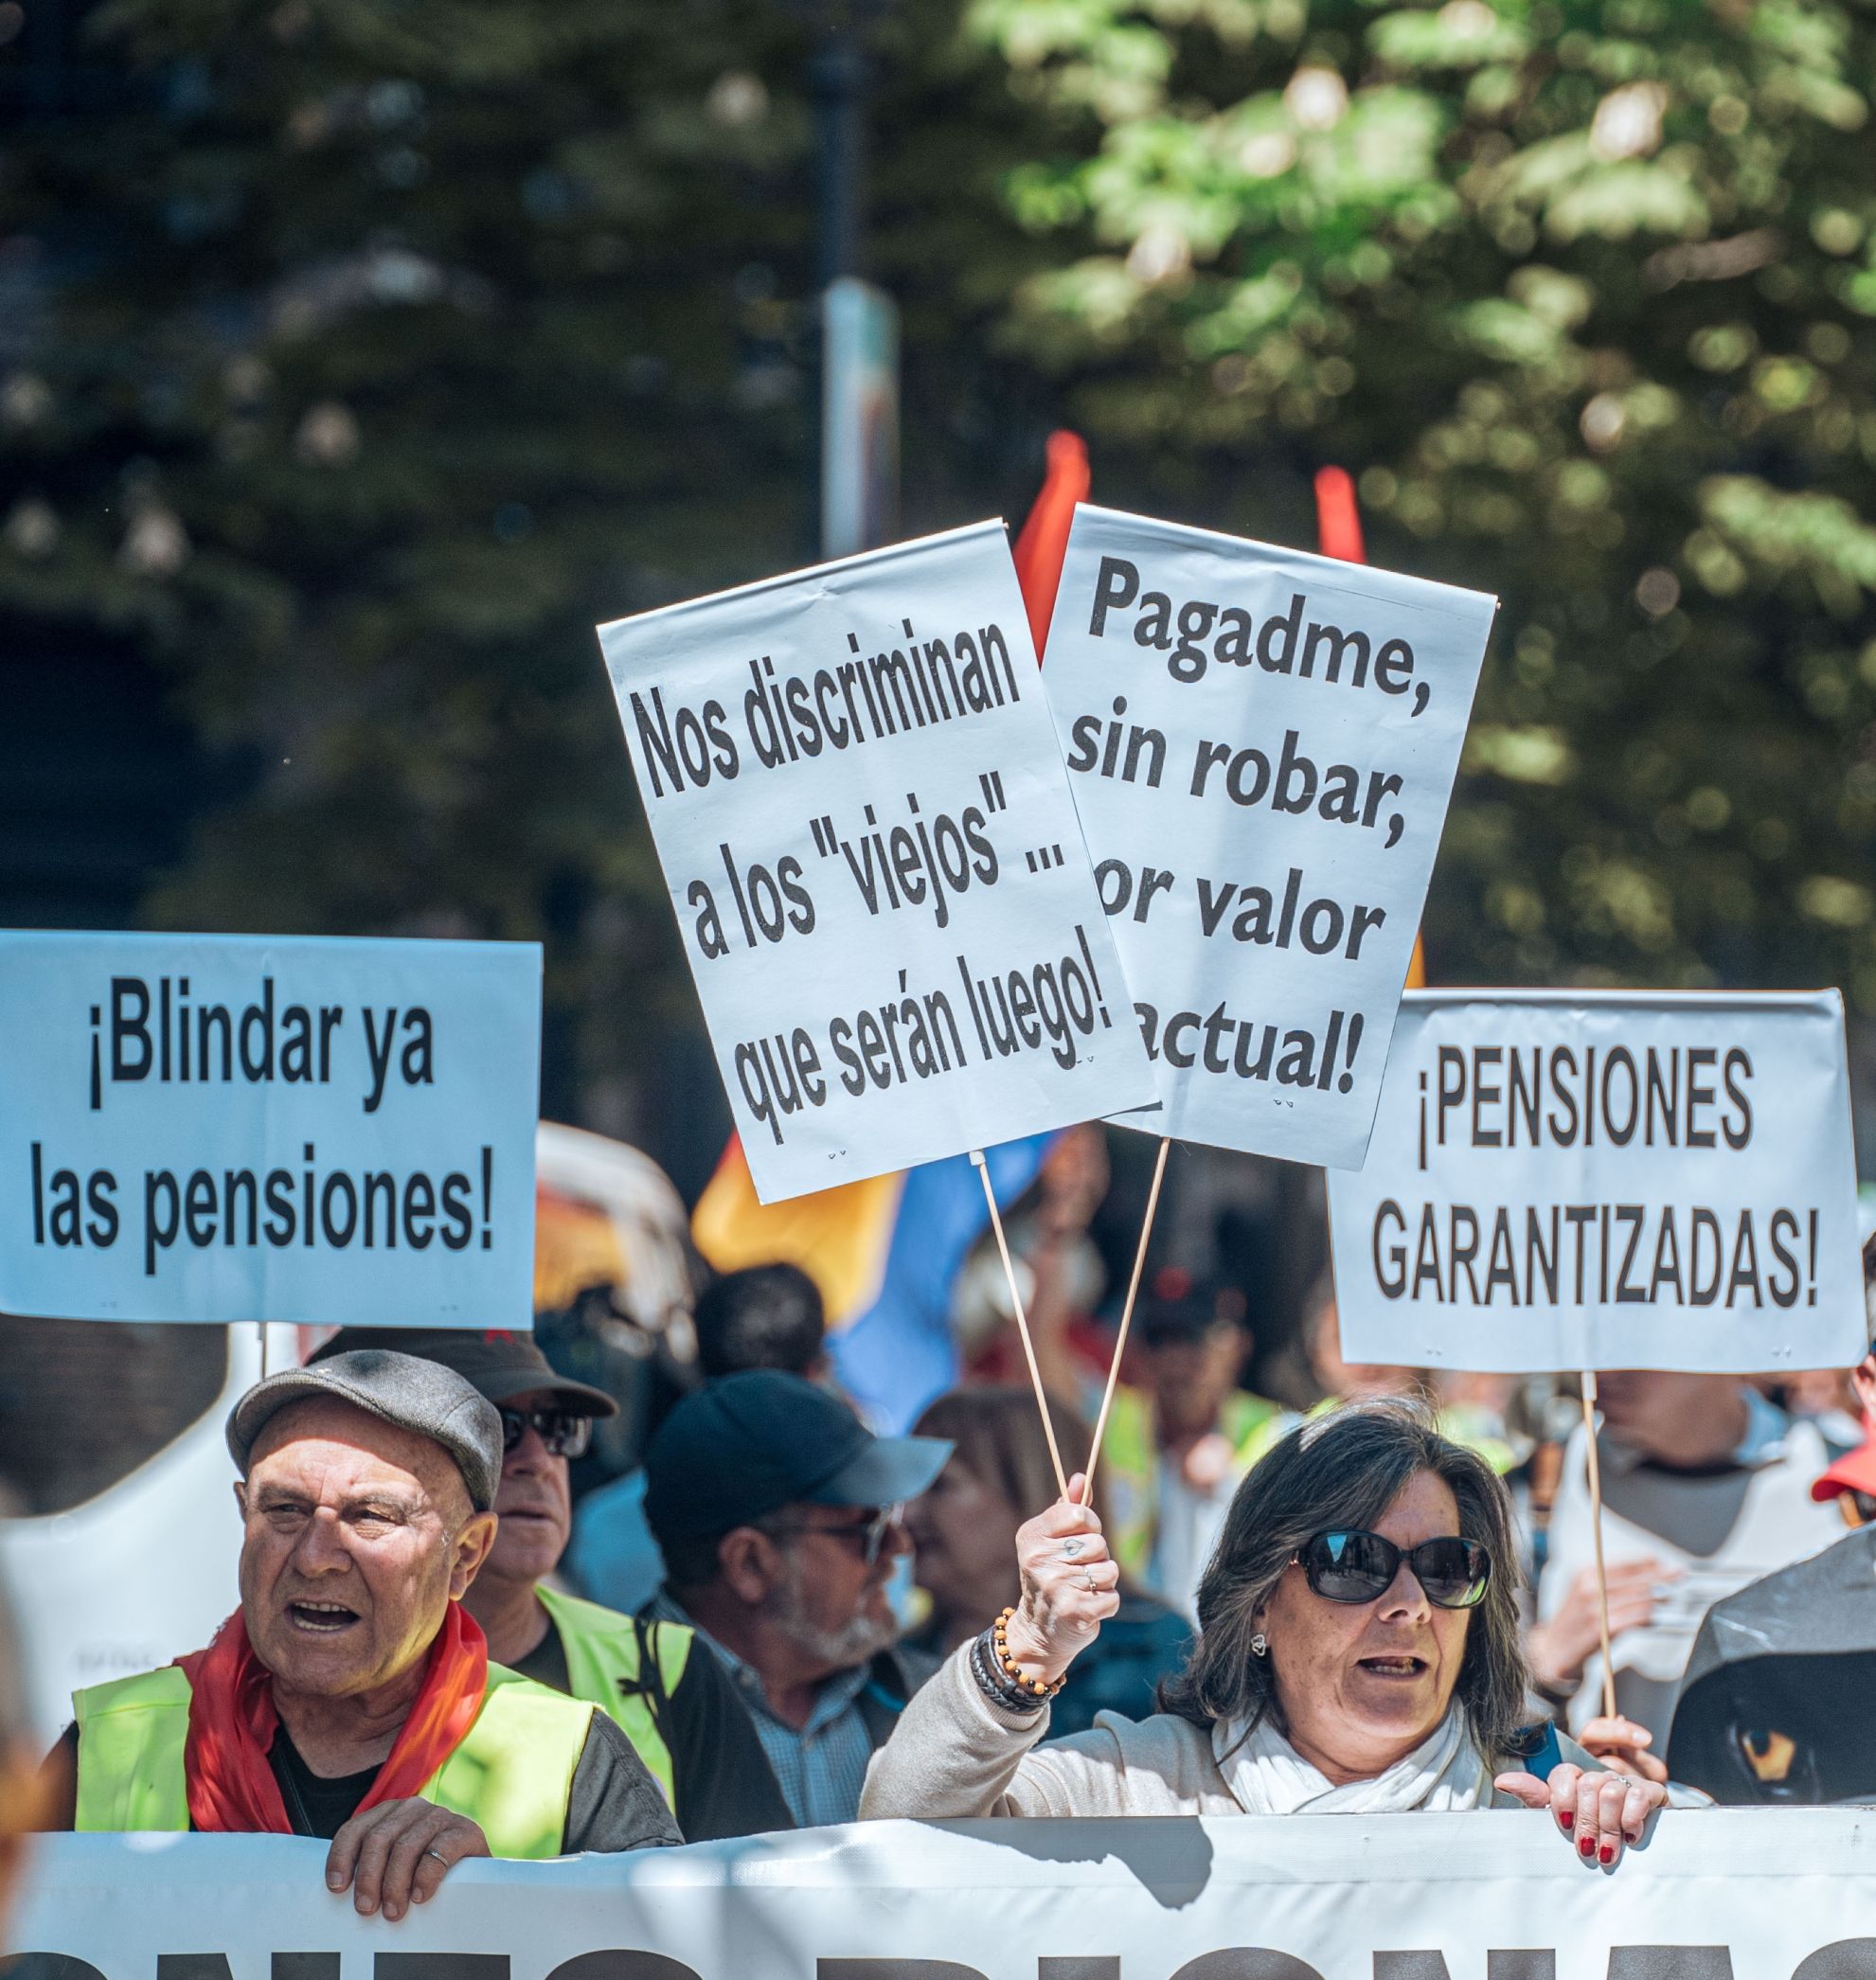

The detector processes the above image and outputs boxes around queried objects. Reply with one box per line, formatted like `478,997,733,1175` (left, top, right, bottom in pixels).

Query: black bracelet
969,1624,1049,1717
974,1631,1045,1710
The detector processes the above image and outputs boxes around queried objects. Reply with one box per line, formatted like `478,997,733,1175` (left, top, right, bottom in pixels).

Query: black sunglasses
498,1405,592,1460
763,1505,902,1566
1295,1530,1492,1610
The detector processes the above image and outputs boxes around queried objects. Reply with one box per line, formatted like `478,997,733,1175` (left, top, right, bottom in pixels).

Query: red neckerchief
175,1600,490,1832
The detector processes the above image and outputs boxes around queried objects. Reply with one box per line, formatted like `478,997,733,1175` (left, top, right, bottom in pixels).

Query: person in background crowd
642,1370,949,1828
43,1352,677,1917
1097,1274,1292,1620
1306,1279,1522,1478
693,1263,828,1382
314,1329,792,1842
1808,1328,1876,1526
566,1262,832,1614
1,1559,43,1951
863,1402,1668,1864
1804,1237,1876,1525
1667,1515,1876,1803
1532,1370,1842,1744
1305,1275,1425,1407
905,1386,1191,1739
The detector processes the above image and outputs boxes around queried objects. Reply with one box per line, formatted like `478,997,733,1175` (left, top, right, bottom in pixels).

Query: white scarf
1212,1705,1492,1814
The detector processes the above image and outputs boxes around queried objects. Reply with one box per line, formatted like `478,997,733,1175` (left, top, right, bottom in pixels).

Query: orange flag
1012,431,1091,663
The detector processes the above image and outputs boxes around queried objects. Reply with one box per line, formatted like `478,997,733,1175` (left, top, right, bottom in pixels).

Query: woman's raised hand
1002,1473,1123,1686
1493,1759,1668,1867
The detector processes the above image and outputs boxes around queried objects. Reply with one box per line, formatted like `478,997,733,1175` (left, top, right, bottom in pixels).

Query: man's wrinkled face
236,1398,492,1701
486,1388,574,1588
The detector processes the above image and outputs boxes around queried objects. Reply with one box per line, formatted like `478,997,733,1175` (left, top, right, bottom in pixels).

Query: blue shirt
646,1592,878,1828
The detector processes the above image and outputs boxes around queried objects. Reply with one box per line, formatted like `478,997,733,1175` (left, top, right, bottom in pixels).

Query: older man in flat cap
45,1349,678,1919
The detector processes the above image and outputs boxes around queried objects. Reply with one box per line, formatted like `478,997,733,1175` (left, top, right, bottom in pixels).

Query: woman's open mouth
286,1600,360,1633
1356,1654,1427,1678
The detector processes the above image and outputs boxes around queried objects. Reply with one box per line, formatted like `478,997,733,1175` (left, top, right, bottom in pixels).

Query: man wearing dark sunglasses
642,1370,952,1827
313,1329,792,1843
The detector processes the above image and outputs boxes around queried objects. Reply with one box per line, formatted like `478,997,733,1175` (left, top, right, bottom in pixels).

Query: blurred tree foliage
966,0,1876,1006
9,0,1876,1158
0,0,1061,1140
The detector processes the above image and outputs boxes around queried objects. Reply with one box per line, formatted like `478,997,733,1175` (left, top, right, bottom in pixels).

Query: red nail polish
1560,1811,1574,1830
1599,1846,1615,1864
1579,1835,1595,1857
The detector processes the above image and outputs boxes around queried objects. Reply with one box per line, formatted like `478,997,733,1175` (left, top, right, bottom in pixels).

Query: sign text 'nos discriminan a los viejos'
597,522,1154,1203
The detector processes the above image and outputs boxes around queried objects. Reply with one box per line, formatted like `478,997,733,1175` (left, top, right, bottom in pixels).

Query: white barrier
9,1811,1876,1980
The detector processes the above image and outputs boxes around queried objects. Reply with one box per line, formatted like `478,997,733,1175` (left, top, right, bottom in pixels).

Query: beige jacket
860,1642,1550,1820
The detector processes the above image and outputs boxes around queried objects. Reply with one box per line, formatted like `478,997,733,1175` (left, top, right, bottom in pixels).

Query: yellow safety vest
72,1657,592,1859
534,1584,690,1811
1099,1385,1290,1579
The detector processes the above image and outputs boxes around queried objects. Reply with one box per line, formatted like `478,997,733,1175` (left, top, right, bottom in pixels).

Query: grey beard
769,1554,896,1670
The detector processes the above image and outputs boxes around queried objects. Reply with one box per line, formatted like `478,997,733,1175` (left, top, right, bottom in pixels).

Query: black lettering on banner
1170,1954,1326,1980
1791,1943,1876,1980
375,1959,509,1980
0,1962,110,1980
819,1967,989,1980
1041,1965,1123,1980
1606,1953,1734,1980
1376,1952,1557,1980
545,1956,707,1980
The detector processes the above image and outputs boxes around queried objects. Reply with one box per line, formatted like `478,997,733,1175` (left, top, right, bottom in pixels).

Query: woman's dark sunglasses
1295,1530,1492,1610
498,1405,592,1460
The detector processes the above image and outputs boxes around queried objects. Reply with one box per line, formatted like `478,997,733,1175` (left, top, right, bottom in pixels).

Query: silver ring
1060,1537,1085,1561
423,1848,450,1865
1081,1568,1098,1592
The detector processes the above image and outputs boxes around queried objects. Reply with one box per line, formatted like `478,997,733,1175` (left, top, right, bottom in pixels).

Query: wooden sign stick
972,1148,1069,1500
1580,1370,1619,1720
1081,1134,1171,1507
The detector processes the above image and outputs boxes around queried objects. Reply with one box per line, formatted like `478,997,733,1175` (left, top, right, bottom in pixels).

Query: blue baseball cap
644,1370,951,1547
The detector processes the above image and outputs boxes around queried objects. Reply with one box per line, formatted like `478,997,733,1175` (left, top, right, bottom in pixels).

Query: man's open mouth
286,1600,360,1633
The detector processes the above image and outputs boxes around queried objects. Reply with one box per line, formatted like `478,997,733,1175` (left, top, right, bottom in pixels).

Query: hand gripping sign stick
1579,1370,1620,1720
971,1148,1070,1501
1081,1134,1171,1508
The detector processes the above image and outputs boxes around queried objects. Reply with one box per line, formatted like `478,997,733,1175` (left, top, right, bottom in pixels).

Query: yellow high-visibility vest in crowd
1099,1386,1290,1580
534,1583,690,1811
71,1659,593,1859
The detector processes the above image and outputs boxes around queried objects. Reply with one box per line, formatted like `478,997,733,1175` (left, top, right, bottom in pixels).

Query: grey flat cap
226,1348,504,1511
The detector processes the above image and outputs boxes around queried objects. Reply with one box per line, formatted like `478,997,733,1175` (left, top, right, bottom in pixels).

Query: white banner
1327,990,1863,1373
0,932,541,1328
1041,506,1493,1169
11,1813,1876,1979
598,524,1154,1202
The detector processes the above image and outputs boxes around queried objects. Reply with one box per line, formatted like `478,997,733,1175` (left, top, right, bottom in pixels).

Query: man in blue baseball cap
641,1370,951,1828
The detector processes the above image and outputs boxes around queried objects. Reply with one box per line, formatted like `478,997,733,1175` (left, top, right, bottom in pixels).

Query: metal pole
811,30,866,287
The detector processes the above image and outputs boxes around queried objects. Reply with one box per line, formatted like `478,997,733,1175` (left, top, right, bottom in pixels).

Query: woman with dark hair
863,1402,1669,1864
905,1387,1190,1739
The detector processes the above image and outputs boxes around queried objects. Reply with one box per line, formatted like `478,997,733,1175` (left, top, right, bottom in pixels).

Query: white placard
1041,505,1493,1168
0,931,541,1327
1327,990,1863,1372
13,1812,1876,1980
598,523,1155,1202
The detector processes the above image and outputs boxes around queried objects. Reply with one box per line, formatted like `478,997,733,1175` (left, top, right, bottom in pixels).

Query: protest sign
598,523,1154,1202
1327,990,1863,1373
12,1812,1876,1980
0,932,540,1328
1041,505,1494,1169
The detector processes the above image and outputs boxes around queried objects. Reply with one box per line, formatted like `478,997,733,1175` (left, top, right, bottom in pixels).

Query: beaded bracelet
991,1606,1065,1702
